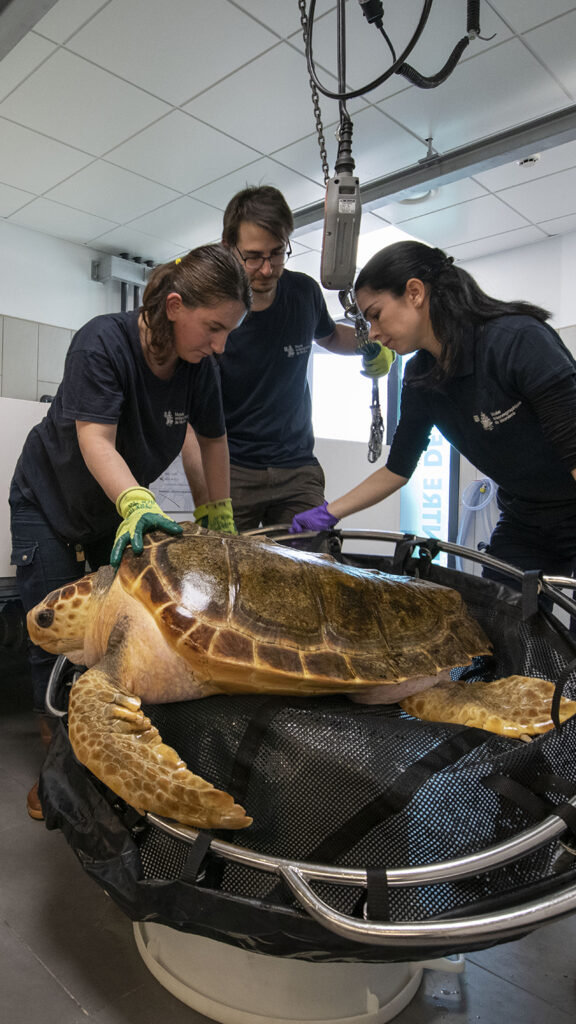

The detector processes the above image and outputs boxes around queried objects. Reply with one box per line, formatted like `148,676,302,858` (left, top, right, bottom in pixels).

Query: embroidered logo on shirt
473,401,521,431
163,410,187,426
283,343,310,358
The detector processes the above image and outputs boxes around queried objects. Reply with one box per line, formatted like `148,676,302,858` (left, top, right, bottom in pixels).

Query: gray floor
2,653,576,1024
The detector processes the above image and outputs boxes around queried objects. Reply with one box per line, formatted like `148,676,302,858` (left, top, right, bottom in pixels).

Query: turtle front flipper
68,667,252,829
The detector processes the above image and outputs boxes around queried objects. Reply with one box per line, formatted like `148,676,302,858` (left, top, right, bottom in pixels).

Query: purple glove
290,501,340,534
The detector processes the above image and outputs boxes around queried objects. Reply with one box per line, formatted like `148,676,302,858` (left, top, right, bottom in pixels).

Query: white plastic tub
133,921,464,1024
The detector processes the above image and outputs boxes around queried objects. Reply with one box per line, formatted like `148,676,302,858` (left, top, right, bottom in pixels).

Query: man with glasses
192,185,393,531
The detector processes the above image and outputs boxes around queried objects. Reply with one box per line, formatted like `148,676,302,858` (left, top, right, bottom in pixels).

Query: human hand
290,501,340,534
361,342,396,379
193,498,237,534
111,487,183,567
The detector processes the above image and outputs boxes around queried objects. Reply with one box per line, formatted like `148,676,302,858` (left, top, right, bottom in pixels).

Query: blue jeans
10,495,115,711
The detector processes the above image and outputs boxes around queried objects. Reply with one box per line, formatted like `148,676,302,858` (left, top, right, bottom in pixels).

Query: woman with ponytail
10,243,250,818
292,240,576,586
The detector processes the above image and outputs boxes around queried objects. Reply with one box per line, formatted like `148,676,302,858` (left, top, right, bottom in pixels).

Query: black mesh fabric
40,547,576,961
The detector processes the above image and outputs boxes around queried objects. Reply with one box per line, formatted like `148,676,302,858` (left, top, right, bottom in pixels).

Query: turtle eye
36,609,54,628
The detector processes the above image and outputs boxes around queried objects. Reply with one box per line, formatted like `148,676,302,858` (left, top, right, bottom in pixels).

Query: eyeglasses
234,241,292,271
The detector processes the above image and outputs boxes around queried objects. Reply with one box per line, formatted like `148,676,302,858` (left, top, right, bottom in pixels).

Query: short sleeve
187,355,226,437
61,348,125,423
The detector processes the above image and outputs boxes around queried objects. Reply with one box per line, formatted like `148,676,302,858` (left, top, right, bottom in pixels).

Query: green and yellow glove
110,486,183,567
360,342,396,379
193,498,237,534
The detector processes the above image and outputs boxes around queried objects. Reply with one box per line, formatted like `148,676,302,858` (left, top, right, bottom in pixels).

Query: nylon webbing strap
226,697,288,808
391,538,415,575
304,728,489,865
521,569,541,619
483,774,551,821
483,774,576,836
179,830,212,884
550,658,576,731
366,868,390,921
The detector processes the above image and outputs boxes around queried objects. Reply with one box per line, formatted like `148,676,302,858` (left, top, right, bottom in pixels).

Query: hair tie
174,257,182,265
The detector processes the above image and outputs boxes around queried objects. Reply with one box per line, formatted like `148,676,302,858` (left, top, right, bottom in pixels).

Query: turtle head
27,567,112,659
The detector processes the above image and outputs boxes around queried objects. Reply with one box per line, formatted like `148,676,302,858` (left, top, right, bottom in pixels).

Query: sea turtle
27,524,576,830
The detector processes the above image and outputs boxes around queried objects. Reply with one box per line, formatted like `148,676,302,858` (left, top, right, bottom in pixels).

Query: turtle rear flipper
68,667,252,829
400,675,576,737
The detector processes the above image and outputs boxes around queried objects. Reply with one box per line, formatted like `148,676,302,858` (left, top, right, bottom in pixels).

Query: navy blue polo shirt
387,316,576,512
217,269,335,468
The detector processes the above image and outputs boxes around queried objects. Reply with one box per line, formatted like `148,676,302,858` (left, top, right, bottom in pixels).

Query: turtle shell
117,524,490,695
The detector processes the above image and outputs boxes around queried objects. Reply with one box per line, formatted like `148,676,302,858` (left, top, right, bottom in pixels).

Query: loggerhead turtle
27,524,576,830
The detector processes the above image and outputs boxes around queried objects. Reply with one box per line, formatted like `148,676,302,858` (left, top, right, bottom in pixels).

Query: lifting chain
298,0,330,185
340,290,385,464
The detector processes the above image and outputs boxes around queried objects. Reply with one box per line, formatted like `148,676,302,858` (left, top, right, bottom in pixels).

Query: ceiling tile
0,182,35,217
107,111,258,194
126,196,223,249
398,194,531,248
448,225,549,261
272,104,424,189
0,118,93,192
488,0,576,34
33,0,111,43
371,178,488,223
377,39,570,155
539,212,576,236
473,138,576,191
191,157,326,215
0,50,170,153
9,198,117,243
45,161,180,222
524,10,576,95
232,0,335,40
66,0,277,106
271,131,344,188
184,43,321,153
0,33,55,102
88,226,179,263
496,166,576,223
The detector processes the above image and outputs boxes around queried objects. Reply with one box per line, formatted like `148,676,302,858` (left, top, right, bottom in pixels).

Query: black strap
531,774,576,800
305,728,489,866
550,657,576,731
179,830,213,884
391,537,415,575
521,569,541,620
483,774,551,821
226,697,287,809
366,868,390,920
483,774,576,836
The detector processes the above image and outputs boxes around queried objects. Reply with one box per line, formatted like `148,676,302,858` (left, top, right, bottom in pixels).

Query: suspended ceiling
0,0,575,292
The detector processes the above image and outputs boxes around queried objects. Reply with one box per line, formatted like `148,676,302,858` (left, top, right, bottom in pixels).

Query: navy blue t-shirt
217,269,335,468
387,316,576,521
11,310,225,542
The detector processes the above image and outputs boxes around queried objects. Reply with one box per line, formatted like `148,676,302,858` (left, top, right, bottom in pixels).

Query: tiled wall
0,315,73,402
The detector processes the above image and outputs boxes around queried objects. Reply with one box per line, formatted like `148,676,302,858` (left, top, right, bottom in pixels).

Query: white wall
461,232,576,335
0,220,118,329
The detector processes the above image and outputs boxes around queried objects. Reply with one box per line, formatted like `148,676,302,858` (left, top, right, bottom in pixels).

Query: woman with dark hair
292,240,576,582
11,243,250,817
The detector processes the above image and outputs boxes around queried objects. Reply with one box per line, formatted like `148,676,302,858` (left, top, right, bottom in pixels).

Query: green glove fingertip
361,343,396,379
